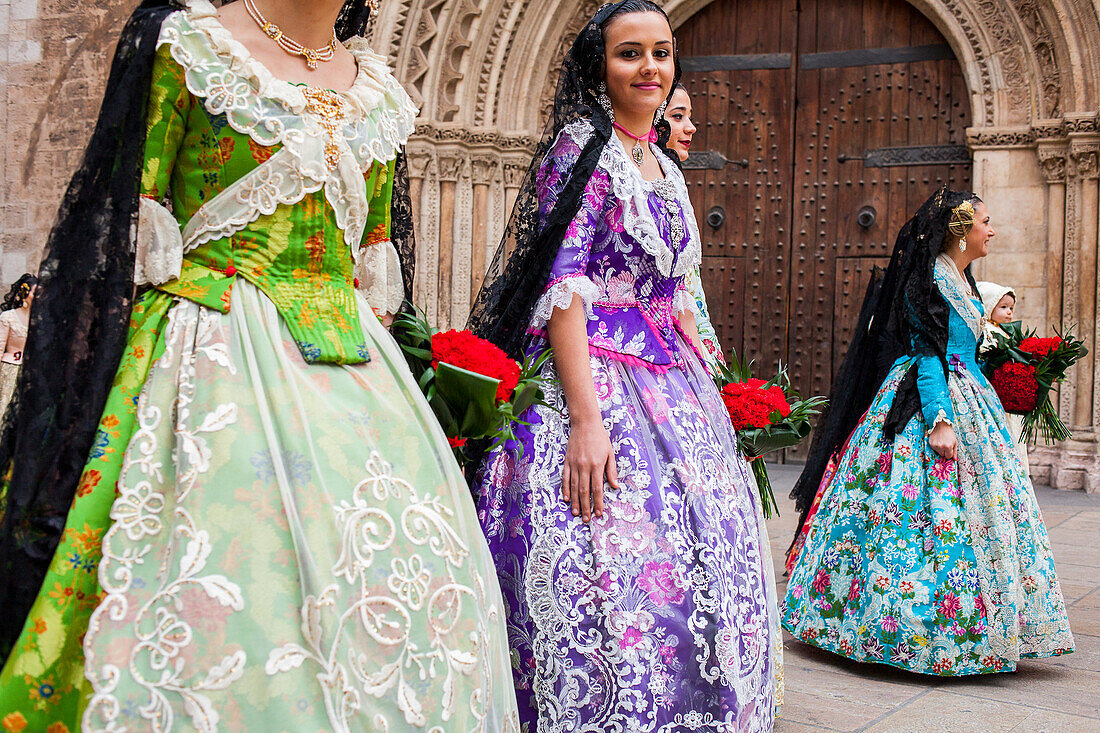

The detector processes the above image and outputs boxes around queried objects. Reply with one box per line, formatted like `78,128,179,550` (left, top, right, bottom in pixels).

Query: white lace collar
560,120,701,279
934,254,983,339
169,0,417,164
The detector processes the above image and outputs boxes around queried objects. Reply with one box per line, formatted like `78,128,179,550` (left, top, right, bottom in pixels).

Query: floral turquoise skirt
783,357,1074,675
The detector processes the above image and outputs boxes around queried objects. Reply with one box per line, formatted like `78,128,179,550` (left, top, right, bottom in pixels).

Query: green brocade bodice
141,7,417,363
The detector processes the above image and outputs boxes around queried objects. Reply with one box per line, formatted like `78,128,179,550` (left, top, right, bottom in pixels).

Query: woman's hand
928,421,957,460
561,417,619,523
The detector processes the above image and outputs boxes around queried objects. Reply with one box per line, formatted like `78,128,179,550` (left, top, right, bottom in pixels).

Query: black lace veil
0,0,409,656
467,0,678,359
789,186,981,543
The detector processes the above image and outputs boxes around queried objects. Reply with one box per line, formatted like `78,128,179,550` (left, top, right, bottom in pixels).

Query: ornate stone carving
406,151,434,179
474,0,524,127
1038,148,1067,184
1072,151,1099,180
470,155,500,184
1012,0,1063,117
437,154,468,182
966,127,1033,148
437,0,485,122
404,0,448,105
413,122,539,151
1066,114,1099,134
502,161,528,189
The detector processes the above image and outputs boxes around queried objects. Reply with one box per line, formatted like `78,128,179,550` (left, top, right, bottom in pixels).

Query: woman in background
0,275,36,418
784,187,1073,675
664,83,725,370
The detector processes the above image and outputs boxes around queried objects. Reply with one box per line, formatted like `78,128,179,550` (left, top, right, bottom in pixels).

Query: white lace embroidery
264,451,494,731
673,284,694,316
159,1,417,258
84,306,245,733
558,121,702,279
925,408,954,435
529,275,600,330
934,254,983,340
135,197,185,286
355,239,404,316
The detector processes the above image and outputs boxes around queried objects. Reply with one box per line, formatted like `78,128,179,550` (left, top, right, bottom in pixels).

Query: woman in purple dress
467,2,781,730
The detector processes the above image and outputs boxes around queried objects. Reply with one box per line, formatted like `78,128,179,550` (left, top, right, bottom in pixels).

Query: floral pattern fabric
475,119,781,732
527,121,703,371
783,263,1074,675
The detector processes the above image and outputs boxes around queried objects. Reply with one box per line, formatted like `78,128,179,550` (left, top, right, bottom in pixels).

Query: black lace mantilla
788,185,981,548
0,0,402,658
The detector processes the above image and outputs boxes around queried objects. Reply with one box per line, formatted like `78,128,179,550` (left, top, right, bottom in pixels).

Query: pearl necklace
244,0,338,71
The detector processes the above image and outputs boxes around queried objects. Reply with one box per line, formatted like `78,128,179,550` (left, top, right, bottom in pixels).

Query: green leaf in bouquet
740,420,813,457
434,361,501,438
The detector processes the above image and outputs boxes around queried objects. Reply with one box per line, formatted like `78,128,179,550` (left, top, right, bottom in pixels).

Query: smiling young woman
467,1,782,729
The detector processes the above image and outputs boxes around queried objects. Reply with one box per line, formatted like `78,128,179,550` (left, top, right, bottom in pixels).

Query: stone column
407,150,435,310
436,154,466,328
501,160,528,258
470,155,500,297
1069,140,1099,430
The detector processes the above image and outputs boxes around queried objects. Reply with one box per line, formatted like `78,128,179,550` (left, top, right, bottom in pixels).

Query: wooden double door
676,0,972,413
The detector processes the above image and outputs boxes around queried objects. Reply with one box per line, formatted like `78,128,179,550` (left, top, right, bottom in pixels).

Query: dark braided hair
0,275,37,312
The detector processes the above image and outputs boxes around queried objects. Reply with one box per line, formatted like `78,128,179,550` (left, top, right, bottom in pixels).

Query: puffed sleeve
528,126,605,331
354,158,404,317
0,313,10,355
135,43,191,286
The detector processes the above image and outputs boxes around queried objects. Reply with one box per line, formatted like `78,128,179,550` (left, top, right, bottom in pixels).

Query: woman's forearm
546,296,601,426
677,308,706,357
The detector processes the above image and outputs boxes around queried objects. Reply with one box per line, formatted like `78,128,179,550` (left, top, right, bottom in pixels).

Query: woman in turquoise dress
0,1,518,730
783,187,1074,675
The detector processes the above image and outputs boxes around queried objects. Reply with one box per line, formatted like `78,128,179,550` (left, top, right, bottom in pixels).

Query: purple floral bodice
527,120,703,370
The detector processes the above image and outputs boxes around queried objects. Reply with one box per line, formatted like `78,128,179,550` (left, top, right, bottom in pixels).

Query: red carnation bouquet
392,309,551,467
984,322,1087,442
716,351,826,518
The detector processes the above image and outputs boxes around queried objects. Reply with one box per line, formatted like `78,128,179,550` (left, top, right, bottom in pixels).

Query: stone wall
0,0,133,286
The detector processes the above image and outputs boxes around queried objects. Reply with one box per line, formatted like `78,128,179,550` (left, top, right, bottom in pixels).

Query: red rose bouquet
716,351,826,518
392,309,550,466
983,322,1087,443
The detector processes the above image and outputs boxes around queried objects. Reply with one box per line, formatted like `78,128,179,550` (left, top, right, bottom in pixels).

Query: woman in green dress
0,1,519,730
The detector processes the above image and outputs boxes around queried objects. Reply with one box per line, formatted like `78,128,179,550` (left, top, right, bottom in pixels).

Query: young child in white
977,281,1030,474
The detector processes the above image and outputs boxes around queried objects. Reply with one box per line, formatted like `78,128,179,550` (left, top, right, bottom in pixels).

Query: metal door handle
706,206,726,229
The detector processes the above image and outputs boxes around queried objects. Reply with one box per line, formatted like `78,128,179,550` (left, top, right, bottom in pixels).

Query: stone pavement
764,463,1100,733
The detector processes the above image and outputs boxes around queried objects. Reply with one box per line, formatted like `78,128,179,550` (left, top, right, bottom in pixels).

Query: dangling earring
958,237,967,252
597,82,614,123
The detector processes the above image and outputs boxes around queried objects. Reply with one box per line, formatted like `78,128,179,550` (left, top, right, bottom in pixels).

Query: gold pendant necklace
244,0,338,71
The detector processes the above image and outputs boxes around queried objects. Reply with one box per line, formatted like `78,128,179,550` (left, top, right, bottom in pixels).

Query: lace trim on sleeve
672,283,694,315
926,409,954,435
134,197,183,286
355,240,404,317
529,274,600,331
